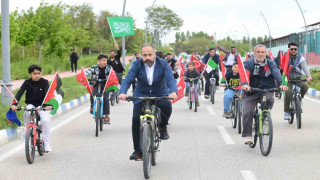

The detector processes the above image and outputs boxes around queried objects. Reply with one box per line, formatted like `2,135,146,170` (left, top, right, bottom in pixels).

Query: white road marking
240,170,257,180
305,96,320,104
0,110,87,162
217,126,235,144
206,105,216,115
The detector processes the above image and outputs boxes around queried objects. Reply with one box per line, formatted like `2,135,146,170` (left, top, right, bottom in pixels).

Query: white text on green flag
107,17,135,37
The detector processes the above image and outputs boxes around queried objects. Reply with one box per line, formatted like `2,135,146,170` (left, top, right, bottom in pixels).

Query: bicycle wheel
116,93,119,104
259,113,273,156
295,97,302,129
289,99,295,124
110,93,115,106
231,100,236,128
95,99,101,137
188,92,192,110
193,90,197,112
237,99,242,134
249,117,258,148
278,91,282,99
212,85,215,104
25,128,35,164
151,126,157,166
198,82,201,96
142,123,152,179
36,130,44,156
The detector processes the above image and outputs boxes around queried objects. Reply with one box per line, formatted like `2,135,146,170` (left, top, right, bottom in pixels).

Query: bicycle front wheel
193,91,197,112
231,101,236,128
295,97,302,129
259,113,273,156
210,84,215,104
237,99,242,134
25,128,35,164
142,123,152,179
289,99,295,124
95,99,101,137
188,93,192,110
110,93,115,106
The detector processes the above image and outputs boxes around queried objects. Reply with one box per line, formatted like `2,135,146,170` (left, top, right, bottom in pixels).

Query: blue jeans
224,89,236,112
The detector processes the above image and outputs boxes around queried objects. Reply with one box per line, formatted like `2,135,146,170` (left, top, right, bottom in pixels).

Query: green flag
107,17,135,37
205,58,218,73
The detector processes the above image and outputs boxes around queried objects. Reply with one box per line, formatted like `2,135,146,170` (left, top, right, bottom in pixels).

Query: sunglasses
290,48,297,51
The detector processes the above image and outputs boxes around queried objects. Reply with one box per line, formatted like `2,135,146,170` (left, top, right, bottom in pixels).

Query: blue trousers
224,89,236,112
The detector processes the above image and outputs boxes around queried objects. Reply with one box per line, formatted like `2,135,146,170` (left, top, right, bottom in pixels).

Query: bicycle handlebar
288,79,307,83
88,79,107,83
250,88,280,93
184,77,200,81
17,106,47,111
126,96,172,101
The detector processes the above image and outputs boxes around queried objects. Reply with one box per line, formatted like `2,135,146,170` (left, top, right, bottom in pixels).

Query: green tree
181,32,186,42
186,30,191,40
175,32,180,43
251,37,257,46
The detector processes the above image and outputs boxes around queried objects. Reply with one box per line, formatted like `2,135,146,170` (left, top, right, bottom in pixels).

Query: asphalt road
1,87,320,180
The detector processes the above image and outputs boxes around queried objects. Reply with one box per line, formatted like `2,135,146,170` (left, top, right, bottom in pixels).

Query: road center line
217,126,235,144
240,170,257,180
206,105,216,115
305,96,320,104
0,110,87,162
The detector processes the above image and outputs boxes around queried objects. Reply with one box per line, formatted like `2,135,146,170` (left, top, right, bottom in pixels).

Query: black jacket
13,78,49,107
107,50,125,73
70,52,79,62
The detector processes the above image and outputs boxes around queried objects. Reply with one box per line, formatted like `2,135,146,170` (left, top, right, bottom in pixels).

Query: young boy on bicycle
221,63,241,118
183,61,202,106
85,54,112,124
11,64,52,152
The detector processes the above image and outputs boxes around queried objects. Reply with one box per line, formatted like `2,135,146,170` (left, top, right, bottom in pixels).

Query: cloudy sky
3,0,320,44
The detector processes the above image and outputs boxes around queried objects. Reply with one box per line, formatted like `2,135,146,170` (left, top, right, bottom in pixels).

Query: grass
309,69,320,91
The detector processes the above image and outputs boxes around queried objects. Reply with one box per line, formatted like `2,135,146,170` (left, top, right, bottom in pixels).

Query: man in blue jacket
202,47,220,99
119,44,178,160
241,44,288,145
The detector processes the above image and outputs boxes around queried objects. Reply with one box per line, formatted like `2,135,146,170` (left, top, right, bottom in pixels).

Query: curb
306,88,320,99
0,94,90,147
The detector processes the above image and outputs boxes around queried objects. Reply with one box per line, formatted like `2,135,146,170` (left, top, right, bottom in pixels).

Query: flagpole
107,18,117,45
0,80,18,103
82,67,93,95
41,73,57,106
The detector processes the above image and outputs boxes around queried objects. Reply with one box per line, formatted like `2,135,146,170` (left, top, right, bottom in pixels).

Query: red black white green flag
237,55,250,84
42,73,64,115
103,68,119,92
281,50,292,85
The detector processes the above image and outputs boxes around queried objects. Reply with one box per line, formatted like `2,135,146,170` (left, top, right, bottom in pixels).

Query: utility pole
145,0,157,44
295,0,308,64
242,22,252,52
121,0,127,67
1,0,12,105
260,11,272,51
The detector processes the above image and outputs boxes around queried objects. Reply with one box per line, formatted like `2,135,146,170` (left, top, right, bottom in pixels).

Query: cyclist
202,47,220,99
241,44,288,144
216,43,239,73
118,44,177,161
11,64,52,152
284,42,312,120
86,54,112,124
183,61,202,107
107,44,125,85
221,63,240,118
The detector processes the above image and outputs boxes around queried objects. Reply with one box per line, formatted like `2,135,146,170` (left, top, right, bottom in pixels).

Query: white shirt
226,54,235,66
144,60,156,85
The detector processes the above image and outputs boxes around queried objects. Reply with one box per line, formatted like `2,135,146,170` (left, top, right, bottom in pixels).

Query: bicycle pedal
135,158,142,161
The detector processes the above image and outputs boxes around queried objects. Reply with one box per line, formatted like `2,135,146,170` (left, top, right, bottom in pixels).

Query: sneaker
129,150,142,161
196,101,200,107
244,137,253,145
44,142,52,152
160,128,170,140
223,111,231,118
204,95,209,99
104,116,110,124
90,106,93,114
284,112,290,120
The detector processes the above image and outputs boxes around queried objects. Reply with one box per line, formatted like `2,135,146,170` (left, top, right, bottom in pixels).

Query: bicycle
17,106,50,164
185,77,200,112
126,96,171,179
209,73,216,104
287,79,306,129
248,88,279,156
109,90,119,106
227,90,242,134
89,79,107,137
197,80,202,96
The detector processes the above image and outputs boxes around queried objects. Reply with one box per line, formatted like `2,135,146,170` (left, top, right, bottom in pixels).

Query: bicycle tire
142,123,152,179
151,127,157,166
231,100,236,128
212,84,215,104
296,97,302,129
188,92,192,110
249,117,258,148
237,99,242,134
110,93,115,106
259,113,273,156
116,93,119,103
194,91,197,112
289,99,295,124
95,99,101,137
25,128,35,164
278,91,282,99
36,131,44,156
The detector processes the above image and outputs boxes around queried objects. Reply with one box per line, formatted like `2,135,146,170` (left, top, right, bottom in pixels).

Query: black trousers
132,100,172,151
204,69,219,95
71,61,77,72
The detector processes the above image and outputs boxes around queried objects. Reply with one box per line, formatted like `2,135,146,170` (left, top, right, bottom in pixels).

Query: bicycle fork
93,97,104,118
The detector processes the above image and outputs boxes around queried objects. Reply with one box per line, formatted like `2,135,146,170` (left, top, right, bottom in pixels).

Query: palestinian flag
219,54,224,61
76,67,93,95
237,55,250,84
204,58,218,74
190,55,205,72
169,45,174,51
103,68,119,92
42,73,64,115
220,61,226,83
210,32,216,47
281,50,291,85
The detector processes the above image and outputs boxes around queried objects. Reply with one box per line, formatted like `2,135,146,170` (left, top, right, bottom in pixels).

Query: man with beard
216,43,240,73
107,44,125,84
119,44,178,160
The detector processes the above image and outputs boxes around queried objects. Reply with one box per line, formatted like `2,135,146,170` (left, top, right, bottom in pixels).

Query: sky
2,0,320,44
